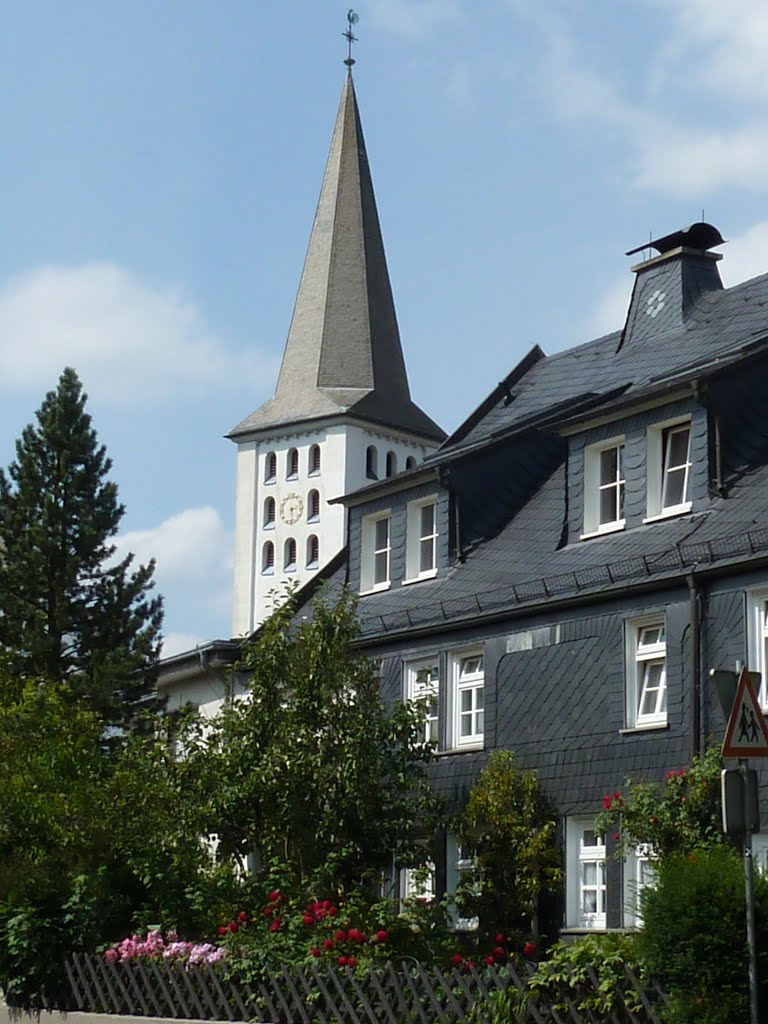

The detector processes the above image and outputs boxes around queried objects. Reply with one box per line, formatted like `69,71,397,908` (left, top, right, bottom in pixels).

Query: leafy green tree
201,588,441,897
453,750,561,942
0,367,163,731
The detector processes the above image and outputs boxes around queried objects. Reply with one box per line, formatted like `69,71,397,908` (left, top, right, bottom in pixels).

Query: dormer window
405,497,438,581
360,511,391,592
646,418,692,521
582,437,625,538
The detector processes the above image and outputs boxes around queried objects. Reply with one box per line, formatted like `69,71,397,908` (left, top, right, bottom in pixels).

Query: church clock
280,493,304,525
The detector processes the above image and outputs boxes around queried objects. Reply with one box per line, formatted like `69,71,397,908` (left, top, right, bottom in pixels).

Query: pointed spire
230,74,444,443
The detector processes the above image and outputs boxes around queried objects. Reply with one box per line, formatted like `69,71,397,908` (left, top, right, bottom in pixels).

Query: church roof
229,72,445,444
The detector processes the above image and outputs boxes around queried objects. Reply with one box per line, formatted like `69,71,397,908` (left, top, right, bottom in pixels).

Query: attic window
582,437,626,539
645,418,692,522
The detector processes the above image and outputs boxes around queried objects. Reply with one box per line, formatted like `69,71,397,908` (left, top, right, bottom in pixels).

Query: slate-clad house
312,220,768,933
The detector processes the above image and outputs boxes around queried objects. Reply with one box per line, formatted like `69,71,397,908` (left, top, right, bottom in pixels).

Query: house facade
316,220,768,932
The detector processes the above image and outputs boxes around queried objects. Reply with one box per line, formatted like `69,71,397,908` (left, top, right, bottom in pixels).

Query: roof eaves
330,464,440,507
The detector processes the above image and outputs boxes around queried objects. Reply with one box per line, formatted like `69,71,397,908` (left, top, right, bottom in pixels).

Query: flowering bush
595,746,724,858
449,932,537,974
103,929,225,967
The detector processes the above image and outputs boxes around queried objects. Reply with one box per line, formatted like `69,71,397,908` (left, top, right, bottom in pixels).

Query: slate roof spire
229,70,445,443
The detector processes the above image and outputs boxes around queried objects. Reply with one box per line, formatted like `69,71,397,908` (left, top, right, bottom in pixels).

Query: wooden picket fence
64,952,666,1024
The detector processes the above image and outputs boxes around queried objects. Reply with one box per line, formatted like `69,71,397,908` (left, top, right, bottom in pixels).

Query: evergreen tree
0,367,163,730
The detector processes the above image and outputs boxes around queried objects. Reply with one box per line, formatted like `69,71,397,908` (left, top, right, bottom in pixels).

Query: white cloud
588,278,633,339
0,262,276,403
115,506,233,641
366,0,460,37
720,221,768,287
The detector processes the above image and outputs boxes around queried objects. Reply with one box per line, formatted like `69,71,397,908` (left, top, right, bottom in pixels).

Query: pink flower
104,948,118,963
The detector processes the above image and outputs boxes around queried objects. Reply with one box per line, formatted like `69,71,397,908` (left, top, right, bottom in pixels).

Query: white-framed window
306,534,319,569
446,833,479,931
752,835,768,875
284,538,297,571
264,451,277,484
405,497,438,582
287,448,299,480
261,541,275,574
308,489,320,522
366,446,379,480
626,616,667,728
405,657,439,745
566,818,606,930
360,512,391,592
449,650,484,749
400,862,436,905
263,496,276,529
746,590,768,710
646,418,692,519
309,444,321,476
624,843,657,927
582,437,625,536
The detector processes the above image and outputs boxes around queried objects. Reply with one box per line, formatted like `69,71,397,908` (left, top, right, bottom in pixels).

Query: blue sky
1,0,767,653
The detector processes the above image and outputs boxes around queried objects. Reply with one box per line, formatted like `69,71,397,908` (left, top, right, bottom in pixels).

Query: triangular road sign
723,667,768,757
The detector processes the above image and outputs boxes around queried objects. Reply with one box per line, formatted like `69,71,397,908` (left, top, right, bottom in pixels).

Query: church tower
229,69,445,636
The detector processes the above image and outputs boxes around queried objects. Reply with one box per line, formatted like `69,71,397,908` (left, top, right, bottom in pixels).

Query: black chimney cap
626,222,726,258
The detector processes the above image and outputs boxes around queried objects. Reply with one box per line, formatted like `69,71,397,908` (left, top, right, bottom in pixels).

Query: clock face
280,493,304,525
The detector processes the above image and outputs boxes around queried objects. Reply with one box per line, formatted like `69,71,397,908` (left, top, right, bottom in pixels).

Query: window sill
402,569,438,586
439,742,484,755
643,502,692,525
359,582,391,596
580,521,626,541
264,479,276,486
620,722,669,735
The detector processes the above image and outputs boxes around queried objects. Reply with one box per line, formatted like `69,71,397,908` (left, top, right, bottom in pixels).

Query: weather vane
343,9,359,69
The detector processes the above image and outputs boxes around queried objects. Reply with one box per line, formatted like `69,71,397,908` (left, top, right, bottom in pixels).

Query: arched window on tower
386,451,397,477
284,538,297,571
405,455,417,471
308,489,320,522
306,535,319,569
309,444,321,476
287,448,299,479
262,541,274,574
265,451,277,483
366,446,379,480
263,496,276,528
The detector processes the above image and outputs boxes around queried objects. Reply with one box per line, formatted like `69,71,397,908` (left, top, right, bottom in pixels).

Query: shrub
636,846,768,1024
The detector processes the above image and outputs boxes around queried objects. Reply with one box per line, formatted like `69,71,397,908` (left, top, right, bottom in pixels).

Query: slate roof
229,72,444,444
439,263,768,457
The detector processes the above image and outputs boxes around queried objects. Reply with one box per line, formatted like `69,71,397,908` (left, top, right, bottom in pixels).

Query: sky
1,0,768,655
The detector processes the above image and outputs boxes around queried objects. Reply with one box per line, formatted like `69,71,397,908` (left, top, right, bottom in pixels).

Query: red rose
334,930,347,943
218,926,228,936
450,954,463,966
485,956,495,966
495,933,504,944
602,795,612,810
613,832,620,840
269,918,282,932
374,930,388,944
263,906,273,917
523,941,536,957
268,890,281,902
311,947,321,958
613,791,621,800
322,900,332,909
465,961,476,971
238,911,248,923
347,957,358,968
316,908,326,920
228,922,239,934
493,946,505,958
337,956,348,967
302,915,314,927
322,939,334,951
327,906,338,917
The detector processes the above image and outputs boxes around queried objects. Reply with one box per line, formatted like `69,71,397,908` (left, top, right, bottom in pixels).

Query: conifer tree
0,367,163,730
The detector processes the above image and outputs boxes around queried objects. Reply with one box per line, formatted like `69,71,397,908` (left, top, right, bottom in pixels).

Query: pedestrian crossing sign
722,667,768,758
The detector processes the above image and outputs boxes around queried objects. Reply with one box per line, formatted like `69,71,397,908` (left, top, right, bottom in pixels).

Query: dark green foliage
200,588,441,896
0,367,163,732
453,750,561,942
636,846,768,1024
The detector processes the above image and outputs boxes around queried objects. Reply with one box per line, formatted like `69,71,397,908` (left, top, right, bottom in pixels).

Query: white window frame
624,843,657,928
360,511,391,593
566,817,606,930
405,496,438,583
645,417,692,521
400,862,436,906
446,833,478,931
625,615,667,729
449,649,484,749
405,657,440,746
582,436,626,538
746,589,768,710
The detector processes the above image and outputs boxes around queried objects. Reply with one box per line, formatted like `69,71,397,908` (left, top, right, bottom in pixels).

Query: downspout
687,570,701,760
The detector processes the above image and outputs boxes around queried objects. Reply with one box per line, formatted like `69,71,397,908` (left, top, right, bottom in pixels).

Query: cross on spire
343,9,359,69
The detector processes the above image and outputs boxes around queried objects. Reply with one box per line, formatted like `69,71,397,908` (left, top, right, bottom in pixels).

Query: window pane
582,891,597,915
374,551,388,583
375,518,389,549
667,427,690,467
600,447,617,483
664,466,687,507
420,537,435,573
476,709,484,733
600,486,617,523
420,503,435,536
461,689,473,713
